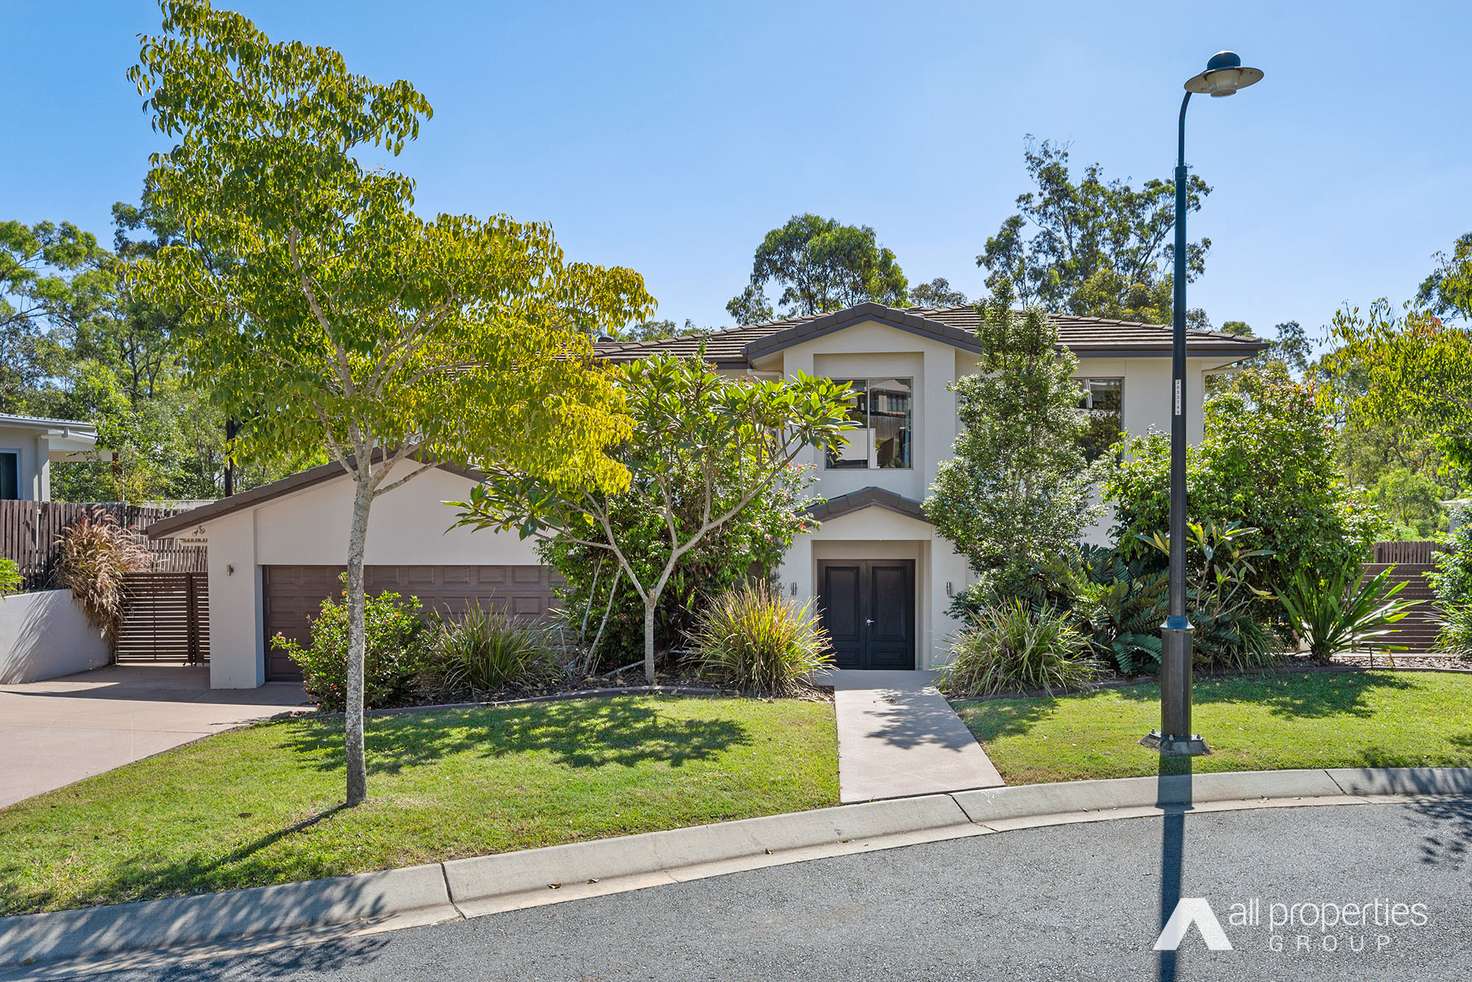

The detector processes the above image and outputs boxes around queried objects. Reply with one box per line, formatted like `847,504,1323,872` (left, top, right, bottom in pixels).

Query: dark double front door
817,560,916,670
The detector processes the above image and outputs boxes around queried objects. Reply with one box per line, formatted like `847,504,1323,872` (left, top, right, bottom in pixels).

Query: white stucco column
30,435,49,500
777,534,814,607
926,535,969,669
919,347,957,493
206,510,265,688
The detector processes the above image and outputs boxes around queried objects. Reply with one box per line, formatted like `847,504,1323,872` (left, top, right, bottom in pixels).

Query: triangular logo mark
1154,897,1234,951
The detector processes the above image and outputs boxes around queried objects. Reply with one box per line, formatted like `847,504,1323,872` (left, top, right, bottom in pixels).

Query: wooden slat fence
1364,541,1449,654
0,500,205,590
115,572,210,664
1372,540,1444,565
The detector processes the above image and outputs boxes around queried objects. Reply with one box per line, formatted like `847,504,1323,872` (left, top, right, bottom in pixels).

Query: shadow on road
1155,754,1193,982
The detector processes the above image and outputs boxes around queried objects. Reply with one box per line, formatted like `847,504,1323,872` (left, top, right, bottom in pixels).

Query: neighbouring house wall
201,466,539,687
0,426,49,501
0,589,109,683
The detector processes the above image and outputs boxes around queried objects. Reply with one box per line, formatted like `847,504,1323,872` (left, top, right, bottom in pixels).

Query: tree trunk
643,599,657,685
344,476,374,806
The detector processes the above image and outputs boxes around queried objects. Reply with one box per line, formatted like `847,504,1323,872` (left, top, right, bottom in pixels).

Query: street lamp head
1184,51,1264,97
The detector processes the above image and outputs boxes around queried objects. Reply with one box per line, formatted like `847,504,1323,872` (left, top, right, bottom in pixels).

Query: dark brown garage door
263,564,560,681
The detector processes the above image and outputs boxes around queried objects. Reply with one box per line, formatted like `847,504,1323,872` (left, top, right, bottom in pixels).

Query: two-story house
150,302,1264,687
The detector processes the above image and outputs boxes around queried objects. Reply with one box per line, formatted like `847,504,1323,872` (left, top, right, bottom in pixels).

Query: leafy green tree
925,285,1102,605
729,214,908,319
129,0,651,804
1326,299,1472,481
910,277,969,308
1219,320,1253,337
0,219,113,409
542,438,814,671
454,354,854,683
724,283,774,324
1416,232,1472,323
1364,466,1446,538
977,139,1211,325
1106,363,1381,595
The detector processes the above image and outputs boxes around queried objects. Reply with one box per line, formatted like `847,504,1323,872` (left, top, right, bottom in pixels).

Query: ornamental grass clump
686,583,833,695
940,598,1097,697
422,604,561,697
56,511,151,634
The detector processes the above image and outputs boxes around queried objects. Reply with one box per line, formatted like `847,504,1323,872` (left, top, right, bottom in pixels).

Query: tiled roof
594,302,1266,367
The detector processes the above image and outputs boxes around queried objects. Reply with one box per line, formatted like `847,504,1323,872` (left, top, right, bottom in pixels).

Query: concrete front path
0,664,306,808
822,669,1004,803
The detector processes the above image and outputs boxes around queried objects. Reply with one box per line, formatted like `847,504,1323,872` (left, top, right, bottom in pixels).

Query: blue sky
5,1,1468,344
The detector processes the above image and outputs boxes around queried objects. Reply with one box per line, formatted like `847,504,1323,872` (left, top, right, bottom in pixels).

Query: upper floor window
827,378,913,469
1078,378,1123,461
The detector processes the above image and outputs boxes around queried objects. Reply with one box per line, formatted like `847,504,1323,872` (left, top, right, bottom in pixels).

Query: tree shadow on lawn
1112,669,1414,720
281,696,754,777
951,696,1056,744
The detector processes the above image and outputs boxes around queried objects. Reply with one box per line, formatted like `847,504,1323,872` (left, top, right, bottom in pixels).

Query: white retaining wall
0,589,110,683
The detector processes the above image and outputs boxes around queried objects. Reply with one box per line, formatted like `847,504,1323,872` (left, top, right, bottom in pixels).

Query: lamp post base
1140,730,1211,756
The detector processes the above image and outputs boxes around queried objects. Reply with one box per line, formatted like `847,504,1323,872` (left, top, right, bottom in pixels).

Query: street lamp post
1143,51,1263,757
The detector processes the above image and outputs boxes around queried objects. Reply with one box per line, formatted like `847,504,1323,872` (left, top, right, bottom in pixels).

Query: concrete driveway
0,664,306,808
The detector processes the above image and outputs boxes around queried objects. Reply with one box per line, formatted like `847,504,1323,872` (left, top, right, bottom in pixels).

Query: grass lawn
0,695,837,916
954,670,1472,785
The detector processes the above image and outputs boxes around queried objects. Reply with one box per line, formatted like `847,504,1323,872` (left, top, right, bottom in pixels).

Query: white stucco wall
0,589,110,683
197,465,539,688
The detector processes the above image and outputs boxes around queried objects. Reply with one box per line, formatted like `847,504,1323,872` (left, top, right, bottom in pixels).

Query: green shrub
1083,522,1280,674
1428,526,1472,657
1081,551,1166,675
1277,563,1418,662
685,582,833,695
421,604,561,697
55,511,151,633
0,558,20,595
1139,521,1282,671
939,599,1096,697
272,584,429,711
1106,364,1380,598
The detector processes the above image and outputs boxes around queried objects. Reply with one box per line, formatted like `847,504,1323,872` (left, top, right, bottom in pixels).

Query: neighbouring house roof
0,413,99,456
804,486,927,523
594,301,1268,368
145,456,484,539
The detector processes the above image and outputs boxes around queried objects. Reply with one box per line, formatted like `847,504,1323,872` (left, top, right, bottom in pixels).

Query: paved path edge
4,766,1470,972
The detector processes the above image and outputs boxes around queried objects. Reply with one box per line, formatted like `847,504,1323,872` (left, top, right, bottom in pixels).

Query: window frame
1077,377,1125,462
826,376,915,471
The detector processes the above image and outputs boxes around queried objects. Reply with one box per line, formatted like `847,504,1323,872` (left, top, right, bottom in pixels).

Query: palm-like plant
1277,564,1419,663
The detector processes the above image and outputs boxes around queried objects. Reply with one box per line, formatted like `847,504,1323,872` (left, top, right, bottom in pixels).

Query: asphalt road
96,800,1472,982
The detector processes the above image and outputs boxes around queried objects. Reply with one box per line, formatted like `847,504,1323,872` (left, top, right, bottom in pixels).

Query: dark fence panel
115,571,210,664
0,500,206,591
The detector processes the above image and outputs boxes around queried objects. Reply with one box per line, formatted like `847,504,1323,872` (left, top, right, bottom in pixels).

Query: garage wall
253,466,538,566
201,466,544,688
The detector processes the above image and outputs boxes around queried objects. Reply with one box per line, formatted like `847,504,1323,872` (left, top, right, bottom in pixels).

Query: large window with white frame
1078,377,1124,461
827,378,913,469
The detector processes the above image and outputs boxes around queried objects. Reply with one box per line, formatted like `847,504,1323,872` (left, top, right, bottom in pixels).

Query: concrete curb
0,863,455,971
3,766,1469,973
